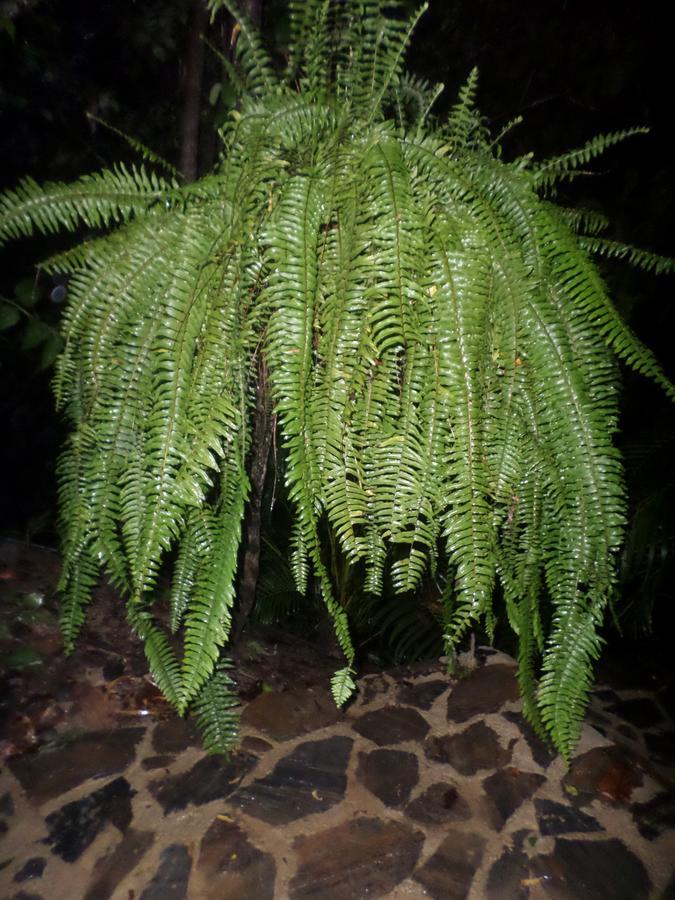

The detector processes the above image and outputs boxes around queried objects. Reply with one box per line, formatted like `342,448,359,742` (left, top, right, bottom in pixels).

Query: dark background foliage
1,0,673,647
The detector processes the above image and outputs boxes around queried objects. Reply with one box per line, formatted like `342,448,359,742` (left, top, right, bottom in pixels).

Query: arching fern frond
208,0,275,97
2,0,672,764
533,127,649,190
0,164,174,245
579,236,675,275
191,659,240,755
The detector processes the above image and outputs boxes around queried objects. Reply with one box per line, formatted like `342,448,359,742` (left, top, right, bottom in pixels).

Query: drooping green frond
0,165,174,245
579,236,675,275
540,206,675,403
191,659,240,755
2,0,672,763
178,460,248,712
556,206,610,237
331,666,356,706
128,605,183,708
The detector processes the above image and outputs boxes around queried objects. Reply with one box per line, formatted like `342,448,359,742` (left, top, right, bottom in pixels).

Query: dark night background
1,0,673,650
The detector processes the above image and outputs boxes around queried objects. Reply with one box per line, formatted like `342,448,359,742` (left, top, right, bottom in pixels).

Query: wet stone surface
483,767,545,830
149,752,256,814
289,816,424,900
487,835,652,900
196,818,276,899
396,679,448,710
645,730,675,766
606,697,665,730
0,551,672,900
8,729,144,804
151,717,201,754
13,857,46,882
541,837,652,900
240,686,342,741
101,658,125,681
43,776,135,862
351,705,430,746
356,748,418,808
239,735,274,755
503,710,556,769
0,791,14,816
662,869,675,899
562,745,642,805
140,843,192,900
446,664,519,723
593,687,621,704
230,736,352,825
424,721,511,775
534,798,603,836
414,828,485,899
404,782,471,826
486,845,542,900
84,828,155,900
357,673,391,706
631,792,675,840
141,754,175,771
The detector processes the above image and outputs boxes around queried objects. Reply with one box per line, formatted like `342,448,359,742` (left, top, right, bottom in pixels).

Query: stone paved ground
1,539,675,899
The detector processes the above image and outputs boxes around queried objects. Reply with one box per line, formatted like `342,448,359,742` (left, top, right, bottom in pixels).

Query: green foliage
1,0,673,760
331,666,356,706
191,658,240,755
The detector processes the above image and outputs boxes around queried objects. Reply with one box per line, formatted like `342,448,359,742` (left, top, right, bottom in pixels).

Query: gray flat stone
606,697,665,730
0,792,14,816
151,717,201,754
240,686,342,741
424,721,511,775
446,664,519,723
356,748,418,808
149,752,256,815
562,745,642,806
141,755,175,771
289,816,424,899
534,798,603,836
8,729,144,805
396,679,448,710
85,829,155,900
43,776,134,862
489,834,652,900
140,844,192,900
413,828,485,899
404,782,471,827
485,846,530,900
483,767,545,829
503,710,555,769
631,792,675,840
230,736,352,825
196,818,276,899
351,705,430,746
357,674,391,706
13,857,46,883
540,838,651,900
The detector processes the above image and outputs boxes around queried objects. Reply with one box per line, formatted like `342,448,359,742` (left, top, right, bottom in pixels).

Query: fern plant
1,0,673,760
